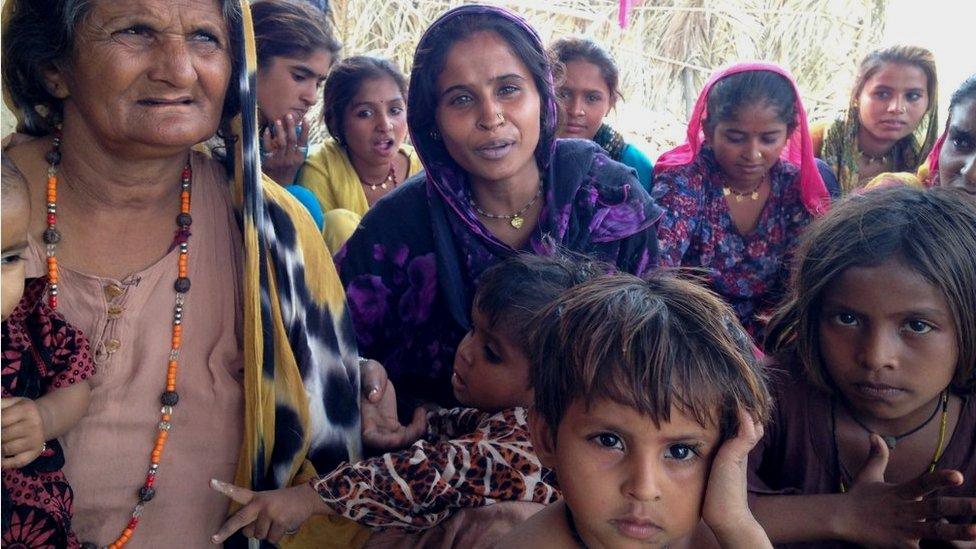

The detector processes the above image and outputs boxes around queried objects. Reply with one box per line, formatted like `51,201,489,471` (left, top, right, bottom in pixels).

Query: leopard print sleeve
312,407,560,531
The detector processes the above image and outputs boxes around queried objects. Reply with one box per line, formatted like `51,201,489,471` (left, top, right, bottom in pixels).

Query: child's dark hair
766,186,976,393
474,253,608,352
323,56,408,145
548,37,622,105
530,271,771,440
252,0,341,69
704,70,798,136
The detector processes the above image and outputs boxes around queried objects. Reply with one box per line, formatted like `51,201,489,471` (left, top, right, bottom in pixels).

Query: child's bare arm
209,479,333,545
1,381,91,469
36,380,92,440
752,435,976,545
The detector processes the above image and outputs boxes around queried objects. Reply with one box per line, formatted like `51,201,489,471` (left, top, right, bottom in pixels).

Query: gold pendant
750,191,759,200
734,194,743,203
380,182,388,190
722,188,731,197
510,216,524,229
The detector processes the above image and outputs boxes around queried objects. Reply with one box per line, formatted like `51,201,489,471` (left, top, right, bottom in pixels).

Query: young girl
653,63,831,338
549,37,654,192
209,254,606,546
1,156,94,548
298,56,422,251
813,45,939,193
920,73,976,194
752,186,976,547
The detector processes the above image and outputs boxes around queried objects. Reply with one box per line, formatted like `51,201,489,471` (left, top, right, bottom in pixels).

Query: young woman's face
256,49,332,125
556,60,612,140
434,30,542,187
939,98,976,194
819,258,958,429
341,76,408,167
707,102,790,187
857,62,929,145
452,306,533,411
536,398,720,548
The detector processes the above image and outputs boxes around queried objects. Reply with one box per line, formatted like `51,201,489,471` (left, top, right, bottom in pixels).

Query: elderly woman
337,5,662,410
1,0,362,547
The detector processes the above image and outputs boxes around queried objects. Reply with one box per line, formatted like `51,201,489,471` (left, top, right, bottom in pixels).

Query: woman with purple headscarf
336,4,662,410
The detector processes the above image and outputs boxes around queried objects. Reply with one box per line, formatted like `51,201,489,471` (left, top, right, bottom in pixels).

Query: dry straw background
1,0,887,156
323,0,887,157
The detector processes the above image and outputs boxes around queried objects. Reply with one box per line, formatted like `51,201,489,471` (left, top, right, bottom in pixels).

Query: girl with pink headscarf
652,63,831,338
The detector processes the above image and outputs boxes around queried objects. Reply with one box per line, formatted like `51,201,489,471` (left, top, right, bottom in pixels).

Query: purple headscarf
337,4,662,406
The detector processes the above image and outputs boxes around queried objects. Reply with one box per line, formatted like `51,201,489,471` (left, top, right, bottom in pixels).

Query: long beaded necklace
360,163,397,191
467,183,543,230
45,130,193,549
831,391,949,493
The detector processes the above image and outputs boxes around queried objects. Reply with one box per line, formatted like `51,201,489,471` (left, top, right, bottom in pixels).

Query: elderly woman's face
47,0,232,152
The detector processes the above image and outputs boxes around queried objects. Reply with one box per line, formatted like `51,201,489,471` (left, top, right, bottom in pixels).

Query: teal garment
284,184,325,231
620,144,654,193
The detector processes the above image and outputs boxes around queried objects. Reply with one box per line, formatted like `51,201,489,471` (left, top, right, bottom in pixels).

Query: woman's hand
701,406,772,549
1,397,47,469
210,479,329,545
261,113,309,185
836,434,976,548
359,358,427,451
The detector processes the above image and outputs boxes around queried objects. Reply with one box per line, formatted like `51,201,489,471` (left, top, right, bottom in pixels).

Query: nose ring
496,112,506,124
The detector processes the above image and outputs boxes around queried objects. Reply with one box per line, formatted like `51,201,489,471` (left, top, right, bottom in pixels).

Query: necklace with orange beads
44,128,193,549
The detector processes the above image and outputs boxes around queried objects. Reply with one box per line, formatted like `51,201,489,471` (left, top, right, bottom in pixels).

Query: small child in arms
498,271,773,548
210,253,604,544
2,154,94,548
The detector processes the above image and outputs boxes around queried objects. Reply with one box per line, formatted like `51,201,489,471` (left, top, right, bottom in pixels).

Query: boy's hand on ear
360,359,428,451
837,434,976,547
702,406,772,549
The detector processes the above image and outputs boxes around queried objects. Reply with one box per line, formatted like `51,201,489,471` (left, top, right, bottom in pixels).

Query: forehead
562,60,609,91
949,98,976,133
864,62,928,90
85,0,227,30
566,397,720,441
436,30,533,90
714,102,788,131
824,258,950,315
351,76,404,103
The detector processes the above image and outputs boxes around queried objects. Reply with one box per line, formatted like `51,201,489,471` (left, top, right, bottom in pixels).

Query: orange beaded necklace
44,130,193,549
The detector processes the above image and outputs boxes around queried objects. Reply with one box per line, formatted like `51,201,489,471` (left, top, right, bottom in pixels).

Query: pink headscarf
921,129,947,187
655,62,830,216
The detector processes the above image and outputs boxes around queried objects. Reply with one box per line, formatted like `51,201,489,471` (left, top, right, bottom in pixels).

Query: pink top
26,152,244,547
654,62,831,216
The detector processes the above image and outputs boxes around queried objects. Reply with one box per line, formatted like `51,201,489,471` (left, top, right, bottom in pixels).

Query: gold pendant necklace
722,174,764,202
468,185,542,230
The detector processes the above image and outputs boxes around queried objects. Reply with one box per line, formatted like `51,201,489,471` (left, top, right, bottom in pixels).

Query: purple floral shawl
336,5,662,407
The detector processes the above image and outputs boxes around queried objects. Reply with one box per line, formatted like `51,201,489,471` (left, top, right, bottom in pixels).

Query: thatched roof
325,0,886,157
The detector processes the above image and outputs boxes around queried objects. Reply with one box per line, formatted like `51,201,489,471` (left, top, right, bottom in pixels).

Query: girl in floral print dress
2,156,94,549
652,63,831,339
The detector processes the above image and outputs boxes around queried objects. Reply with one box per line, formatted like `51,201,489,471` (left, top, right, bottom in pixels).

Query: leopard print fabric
313,407,559,531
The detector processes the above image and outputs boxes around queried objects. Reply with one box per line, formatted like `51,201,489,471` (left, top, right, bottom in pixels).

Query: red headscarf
921,129,947,187
655,62,830,216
